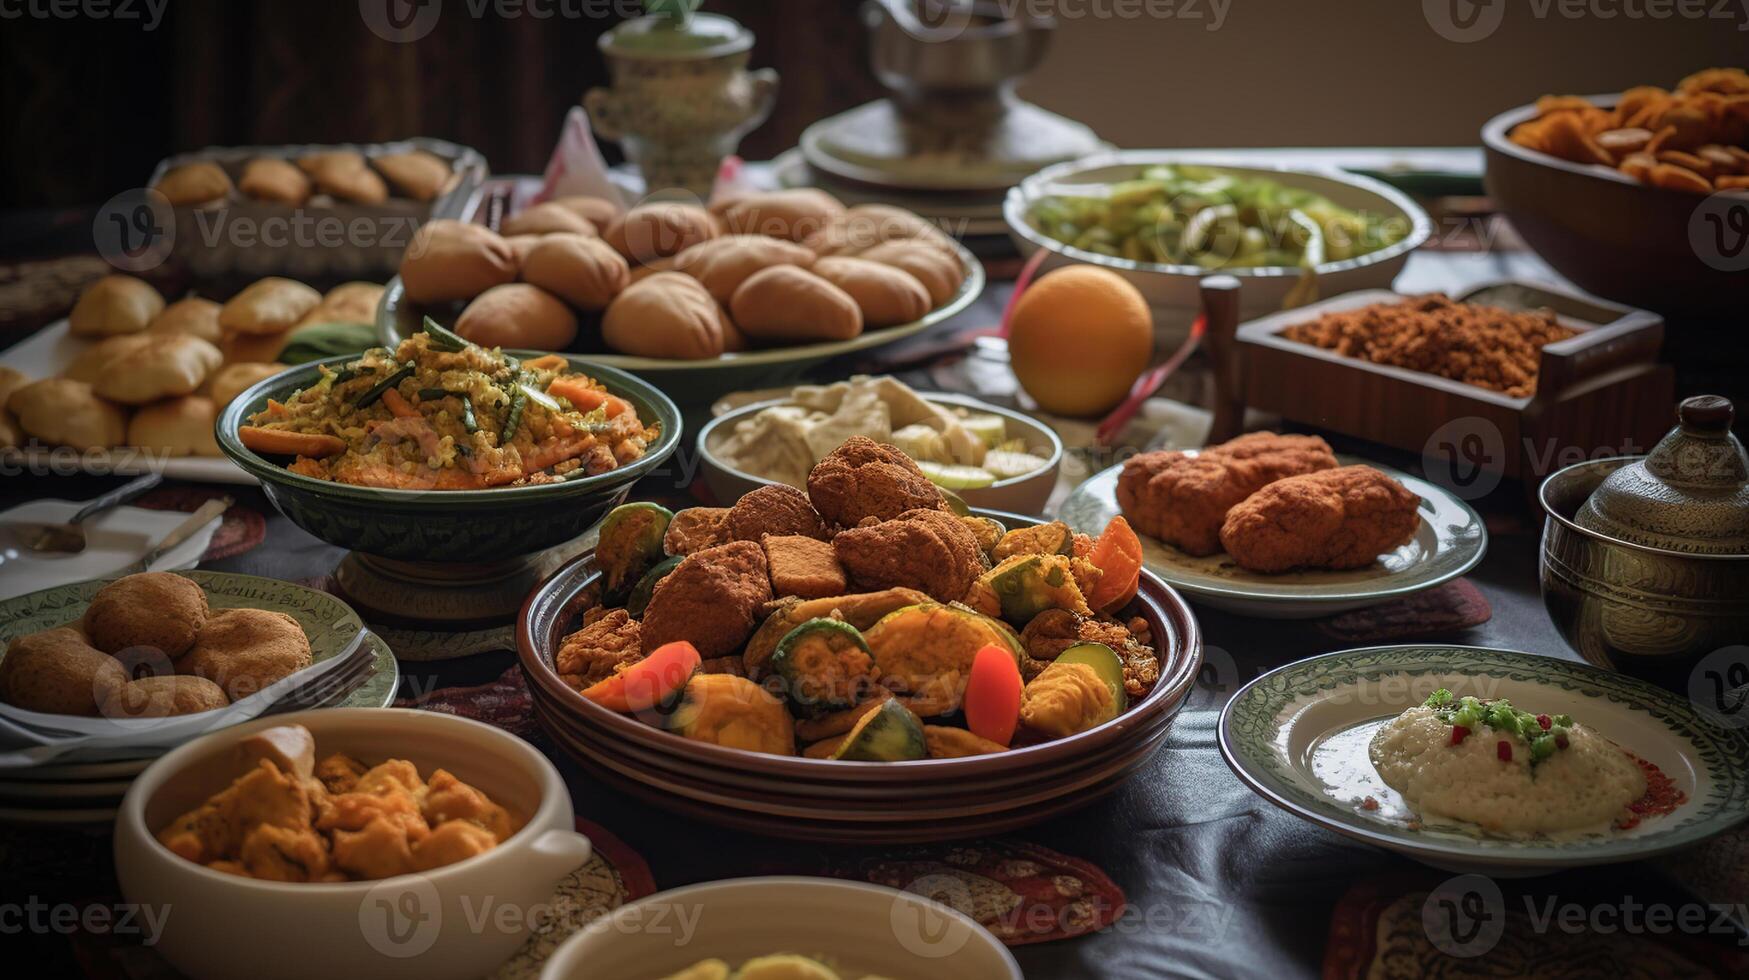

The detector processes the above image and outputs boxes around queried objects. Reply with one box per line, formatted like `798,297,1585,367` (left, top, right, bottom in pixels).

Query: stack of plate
773,150,1013,240
517,516,1202,844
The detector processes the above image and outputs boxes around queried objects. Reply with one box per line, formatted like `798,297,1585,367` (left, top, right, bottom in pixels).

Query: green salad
1025,164,1411,269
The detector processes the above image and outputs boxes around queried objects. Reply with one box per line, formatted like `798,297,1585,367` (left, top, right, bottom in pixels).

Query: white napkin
0,501,220,599
533,106,626,212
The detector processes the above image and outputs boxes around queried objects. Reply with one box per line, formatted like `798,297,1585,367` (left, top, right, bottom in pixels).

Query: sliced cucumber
959,413,1008,448
770,619,875,709
1055,642,1128,713
830,698,926,762
916,460,996,491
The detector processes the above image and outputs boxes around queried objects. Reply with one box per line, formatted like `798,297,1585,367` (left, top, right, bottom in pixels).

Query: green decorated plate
1218,645,1749,875
1059,456,1486,618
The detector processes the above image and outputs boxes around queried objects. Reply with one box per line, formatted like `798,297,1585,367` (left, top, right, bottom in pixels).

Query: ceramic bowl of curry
114,708,592,980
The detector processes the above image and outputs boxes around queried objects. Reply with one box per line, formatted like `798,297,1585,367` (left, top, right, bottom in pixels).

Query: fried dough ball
70,274,164,338
1117,432,1337,556
810,256,932,327
832,508,983,603
520,233,630,311
83,572,210,656
1219,465,1421,572
238,157,311,205
603,202,720,264
176,608,312,700
148,296,224,343
555,608,642,690
669,235,817,305
806,435,946,527
400,219,518,304
729,266,863,345
639,540,772,658
502,201,597,237
550,195,623,229
97,674,229,718
372,150,453,202
712,188,845,242
725,484,830,542
663,506,732,555
153,161,233,207
8,379,128,450
0,627,126,715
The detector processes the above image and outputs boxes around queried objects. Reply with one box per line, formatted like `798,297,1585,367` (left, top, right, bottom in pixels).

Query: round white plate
1060,455,1486,618
1218,645,1749,876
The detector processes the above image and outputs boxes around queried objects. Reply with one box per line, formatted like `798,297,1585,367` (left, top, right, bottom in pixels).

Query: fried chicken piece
762,534,848,599
555,608,642,690
1020,608,1161,697
423,769,515,842
832,508,983,603
1117,432,1337,556
806,435,946,527
1219,465,1421,573
725,484,829,542
238,824,330,882
315,753,369,794
329,816,419,880
663,507,731,555
640,540,773,657
157,760,315,864
410,820,499,872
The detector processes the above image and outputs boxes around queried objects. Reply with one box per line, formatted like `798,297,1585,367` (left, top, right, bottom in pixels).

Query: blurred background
1,0,1740,213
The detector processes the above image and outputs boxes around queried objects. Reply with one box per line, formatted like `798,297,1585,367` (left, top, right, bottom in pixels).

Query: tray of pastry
146,138,488,282
1234,281,1674,483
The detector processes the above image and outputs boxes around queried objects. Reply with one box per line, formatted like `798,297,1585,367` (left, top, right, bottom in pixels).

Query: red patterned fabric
135,487,266,561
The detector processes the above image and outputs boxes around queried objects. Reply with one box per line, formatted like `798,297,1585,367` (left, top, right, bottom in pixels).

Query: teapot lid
601,6,752,58
1576,395,1749,555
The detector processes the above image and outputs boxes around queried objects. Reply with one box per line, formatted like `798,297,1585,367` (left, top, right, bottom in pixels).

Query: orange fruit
1007,265,1153,417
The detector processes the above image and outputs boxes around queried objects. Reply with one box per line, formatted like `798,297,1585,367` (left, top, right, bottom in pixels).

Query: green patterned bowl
1219,644,1749,876
216,355,683,562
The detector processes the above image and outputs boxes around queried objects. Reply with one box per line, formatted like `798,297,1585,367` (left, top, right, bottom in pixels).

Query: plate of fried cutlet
1060,432,1486,618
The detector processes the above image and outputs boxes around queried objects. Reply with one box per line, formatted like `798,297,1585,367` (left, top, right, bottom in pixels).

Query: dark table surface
5,246,1746,979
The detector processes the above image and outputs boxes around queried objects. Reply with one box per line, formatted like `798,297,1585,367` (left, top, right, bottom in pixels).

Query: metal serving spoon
7,472,164,555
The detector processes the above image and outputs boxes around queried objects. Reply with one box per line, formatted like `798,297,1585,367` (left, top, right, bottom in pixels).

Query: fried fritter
640,540,773,658
832,508,983,603
806,435,945,527
762,534,848,599
1020,608,1160,698
0,627,127,715
1116,432,1337,556
82,571,210,656
100,675,229,718
175,608,312,701
663,507,731,555
725,484,829,542
555,608,642,690
1219,465,1421,572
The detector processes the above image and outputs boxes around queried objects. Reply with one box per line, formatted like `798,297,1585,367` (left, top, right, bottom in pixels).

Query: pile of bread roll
397,190,968,360
0,275,381,458
154,148,455,208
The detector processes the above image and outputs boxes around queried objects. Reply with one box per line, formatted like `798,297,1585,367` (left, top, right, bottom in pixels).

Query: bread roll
602,273,728,360
220,330,289,365
93,334,222,405
128,395,221,456
803,204,954,257
714,189,845,243
729,266,863,344
858,240,963,308
154,161,232,207
64,334,153,383
502,202,597,237
372,149,452,201
520,233,630,311
400,219,517,303
506,235,543,268
671,235,816,305
147,296,223,343
9,379,128,450
298,151,388,204
238,157,311,206
552,195,622,228
603,203,720,264
101,675,230,718
0,366,28,450
0,628,126,716
220,278,322,336
456,284,579,352
810,256,932,327
296,281,383,328
69,275,165,338
208,362,286,409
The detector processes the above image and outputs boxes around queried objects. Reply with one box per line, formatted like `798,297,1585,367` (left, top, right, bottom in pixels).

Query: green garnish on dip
1420,689,1574,763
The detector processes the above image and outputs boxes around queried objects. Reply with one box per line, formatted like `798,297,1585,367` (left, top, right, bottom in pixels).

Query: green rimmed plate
1059,456,1486,618
1218,645,1749,875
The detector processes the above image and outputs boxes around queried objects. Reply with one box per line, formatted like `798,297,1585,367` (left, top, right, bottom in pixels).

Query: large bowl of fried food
215,323,683,562
517,439,1202,843
1482,67,1749,317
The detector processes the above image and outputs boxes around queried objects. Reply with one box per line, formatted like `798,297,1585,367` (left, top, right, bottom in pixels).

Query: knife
118,497,232,576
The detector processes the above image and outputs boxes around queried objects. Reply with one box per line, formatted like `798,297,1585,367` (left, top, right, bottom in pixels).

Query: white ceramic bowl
540,876,1021,980
115,708,592,980
1004,150,1432,341
698,392,1064,516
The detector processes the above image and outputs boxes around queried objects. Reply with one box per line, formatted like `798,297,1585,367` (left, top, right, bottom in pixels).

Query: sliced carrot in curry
379,387,420,420
1087,515,1143,613
548,378,632,420
239,426,347,459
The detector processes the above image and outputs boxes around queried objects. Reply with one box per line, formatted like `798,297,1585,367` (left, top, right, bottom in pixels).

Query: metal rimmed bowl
517,511,1202,844
697,391,1064,515
1003,150,1431,338
1539,456,1749,694
376,240,986,407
